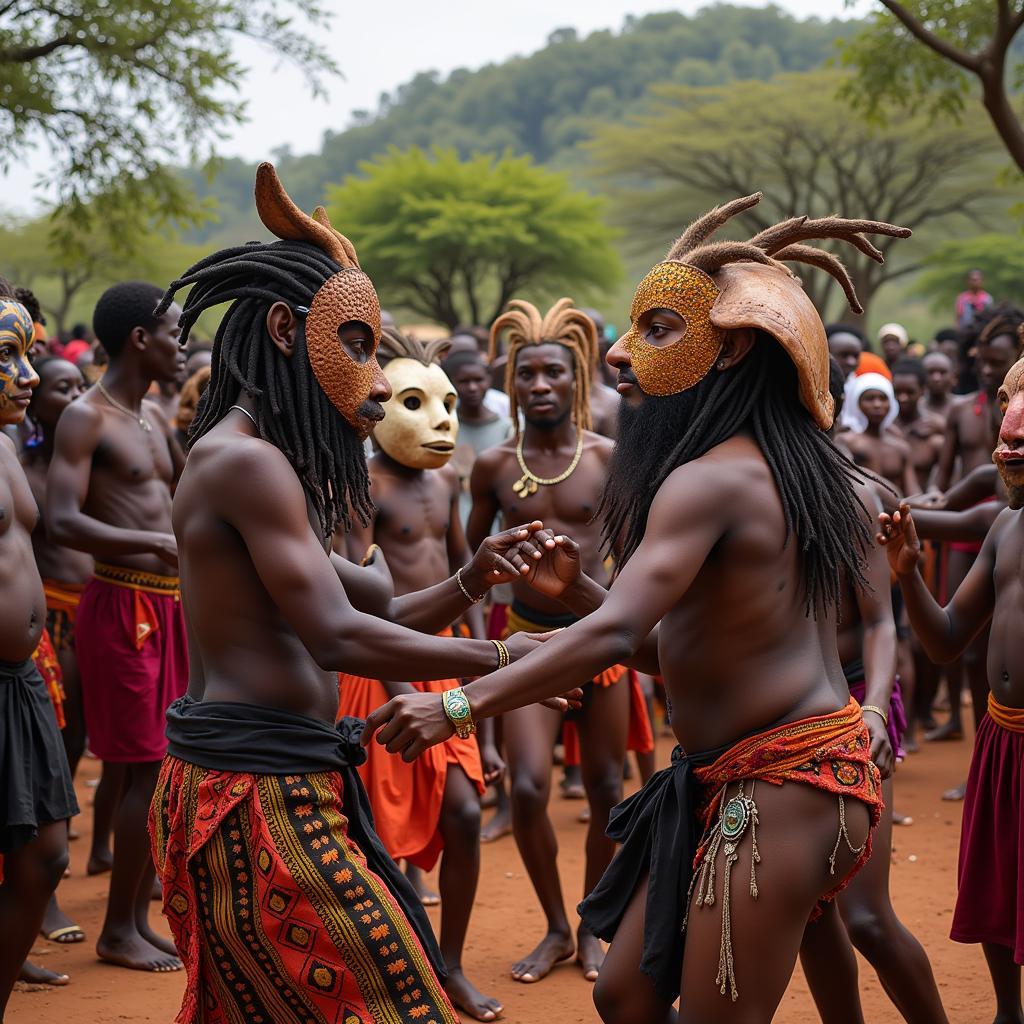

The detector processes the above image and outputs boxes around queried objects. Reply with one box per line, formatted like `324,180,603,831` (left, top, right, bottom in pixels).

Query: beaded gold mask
305,268,383,432
620,261,726,396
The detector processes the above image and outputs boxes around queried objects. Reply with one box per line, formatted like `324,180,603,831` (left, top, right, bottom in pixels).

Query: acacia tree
0,1,337,244
841,0,1024,174
591,71,1004,320
326,147,621,328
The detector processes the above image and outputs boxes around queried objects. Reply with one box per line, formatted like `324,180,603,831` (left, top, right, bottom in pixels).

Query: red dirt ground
10,725,988,1023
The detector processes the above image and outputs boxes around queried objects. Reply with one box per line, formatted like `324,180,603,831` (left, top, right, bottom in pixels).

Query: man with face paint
467,296,644,987
336,327,505,1021
149,165,571,1024
45,280,188,974
0,290,78,1018
364,195,913,1022
880,356,1024,1024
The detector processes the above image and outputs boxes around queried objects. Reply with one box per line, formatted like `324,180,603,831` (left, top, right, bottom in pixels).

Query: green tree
914,233,1024,310
0,0,337,239
325,148,621,329
840,1,1024,174
590,71,1004,320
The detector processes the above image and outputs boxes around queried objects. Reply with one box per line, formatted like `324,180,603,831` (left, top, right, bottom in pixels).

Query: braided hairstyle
489,297,596,434
154,239,371,537
601,195,908,613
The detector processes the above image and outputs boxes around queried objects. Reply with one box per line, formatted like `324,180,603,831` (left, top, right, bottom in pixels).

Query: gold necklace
96,380,151,432
513,431,584,496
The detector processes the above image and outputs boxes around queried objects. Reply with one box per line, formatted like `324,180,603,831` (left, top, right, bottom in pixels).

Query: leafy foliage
325,147,621,328
590,70,1006,319
0,0,337,244
914,233,1024,310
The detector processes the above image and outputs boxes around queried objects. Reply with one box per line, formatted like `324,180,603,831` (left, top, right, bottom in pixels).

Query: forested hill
182,5,857,243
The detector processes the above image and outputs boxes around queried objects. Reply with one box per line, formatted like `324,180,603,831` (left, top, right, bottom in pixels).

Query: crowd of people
0,166,1022,1024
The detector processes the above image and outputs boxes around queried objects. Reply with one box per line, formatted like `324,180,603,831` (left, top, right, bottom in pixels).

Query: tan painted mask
994,357,1024,509
303,269,384,433
375,358,459,470
619,261,726,396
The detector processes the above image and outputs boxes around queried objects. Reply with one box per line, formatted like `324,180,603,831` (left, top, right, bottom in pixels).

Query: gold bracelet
455,566,484,604
490,638,509,671
861,704,889,727
442,686,476,739
360,543,380,567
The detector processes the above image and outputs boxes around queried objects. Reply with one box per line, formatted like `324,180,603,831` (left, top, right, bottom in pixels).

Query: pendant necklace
96,380,151,432
513,431,584,497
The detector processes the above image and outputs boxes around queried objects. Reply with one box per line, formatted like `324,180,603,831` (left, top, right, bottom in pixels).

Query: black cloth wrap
0,659,79,853
577,738,734,1005
509,598,577,630
165,695,447,983
842,658,864,686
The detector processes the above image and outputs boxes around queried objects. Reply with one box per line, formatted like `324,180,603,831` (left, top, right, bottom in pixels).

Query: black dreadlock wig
154,238,371,538
600,333,872,614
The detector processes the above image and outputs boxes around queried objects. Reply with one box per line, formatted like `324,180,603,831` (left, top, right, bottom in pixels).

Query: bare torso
473,430,612,616
22,452,93,583
987,510,1024,707
943,392,1003,485
895,412,945,489
0,436,45,661
841,429,915,495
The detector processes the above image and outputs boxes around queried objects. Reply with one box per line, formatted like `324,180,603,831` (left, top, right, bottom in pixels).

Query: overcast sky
2,0,871,214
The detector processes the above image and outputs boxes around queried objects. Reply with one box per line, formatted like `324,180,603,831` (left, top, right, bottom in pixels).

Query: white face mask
374,358,459,470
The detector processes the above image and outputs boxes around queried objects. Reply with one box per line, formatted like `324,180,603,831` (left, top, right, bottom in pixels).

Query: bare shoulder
187,431,303,512
438,462,461,494
473,438,516,475
583,429,615,462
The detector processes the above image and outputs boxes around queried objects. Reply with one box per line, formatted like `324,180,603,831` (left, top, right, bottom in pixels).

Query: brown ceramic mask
620,262,726,396
304,269,382,429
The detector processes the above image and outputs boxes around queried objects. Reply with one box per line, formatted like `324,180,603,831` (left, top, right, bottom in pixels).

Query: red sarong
151,756,458,1024
337,629,484,871
951,696,1024,962
694,697,883,910
76,563,188,763
31,628,65,730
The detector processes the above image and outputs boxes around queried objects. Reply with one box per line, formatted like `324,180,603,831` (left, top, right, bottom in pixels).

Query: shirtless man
0,291,78,1018
147,165,565,1023
892,357,946,489
468,297,621,984
338,328,504,1021
879,356,1024,1024
930,305,1021,746
365,196,910,1022
839,372,920,495
923,349,959,420
47,281,187,973
800,358,949,1024
583,308,620,438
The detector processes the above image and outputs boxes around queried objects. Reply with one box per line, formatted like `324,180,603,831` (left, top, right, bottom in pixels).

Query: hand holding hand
876,503,921,577
464,521,547,594
506,529,583,600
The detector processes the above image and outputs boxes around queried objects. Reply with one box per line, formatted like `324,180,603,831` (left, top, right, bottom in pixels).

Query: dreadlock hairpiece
972,301,1024,356
489,297,596,434
378,325,451,367
154,238,372,537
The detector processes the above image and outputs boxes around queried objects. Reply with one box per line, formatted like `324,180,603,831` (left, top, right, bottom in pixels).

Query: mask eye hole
403,396,421,411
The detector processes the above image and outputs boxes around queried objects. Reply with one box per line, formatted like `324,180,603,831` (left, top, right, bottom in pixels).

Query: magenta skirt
849,677,908,762
951,715,1024,962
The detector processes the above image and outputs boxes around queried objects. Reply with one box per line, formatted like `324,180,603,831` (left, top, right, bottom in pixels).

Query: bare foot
925,720,963,742
19,960,70,986
97,930,183,972
137,919,178,957
405,864,440,906
576,926,604,982
942,782,967,802
87,848,113,875
511,930,574,983
481,805,512,844
41,898,84,943
445,967,503,1021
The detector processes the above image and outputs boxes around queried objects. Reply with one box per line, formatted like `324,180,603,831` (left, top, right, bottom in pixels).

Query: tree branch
0,34,75,63
879,1,982,72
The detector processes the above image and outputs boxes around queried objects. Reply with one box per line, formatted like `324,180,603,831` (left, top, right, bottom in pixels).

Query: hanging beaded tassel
828,795,866,875
683,780,760,1001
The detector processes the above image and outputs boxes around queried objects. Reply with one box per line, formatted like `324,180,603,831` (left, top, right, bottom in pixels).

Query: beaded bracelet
455,566,484,604
491,638,510,671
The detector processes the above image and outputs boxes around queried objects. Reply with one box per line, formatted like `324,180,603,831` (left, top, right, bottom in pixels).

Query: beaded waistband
94,562,180,596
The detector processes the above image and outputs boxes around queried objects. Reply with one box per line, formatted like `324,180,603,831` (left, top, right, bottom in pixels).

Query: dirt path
10,726,987,1022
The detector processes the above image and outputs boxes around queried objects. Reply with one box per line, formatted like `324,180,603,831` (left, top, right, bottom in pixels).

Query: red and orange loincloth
338,628,484,872
503,603,655,760
42,578,85,655
579,697,882,1005
31,628,65,729
151,697,456,1024
951,695,1024,963
76,563,188,763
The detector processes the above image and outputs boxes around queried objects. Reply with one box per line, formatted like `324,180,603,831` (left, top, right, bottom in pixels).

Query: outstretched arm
879,503,999,664
909,503,1004,544
362,461,728,758
46,400,177,565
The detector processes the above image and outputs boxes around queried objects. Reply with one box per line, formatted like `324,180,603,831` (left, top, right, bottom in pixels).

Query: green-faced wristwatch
442,687,476,739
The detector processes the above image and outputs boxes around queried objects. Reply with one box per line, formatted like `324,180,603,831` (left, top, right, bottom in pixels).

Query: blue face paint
0,300,40,424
